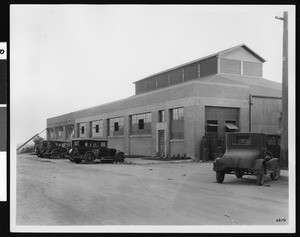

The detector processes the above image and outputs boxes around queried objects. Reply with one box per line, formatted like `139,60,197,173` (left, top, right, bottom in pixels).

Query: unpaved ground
15,154,288,226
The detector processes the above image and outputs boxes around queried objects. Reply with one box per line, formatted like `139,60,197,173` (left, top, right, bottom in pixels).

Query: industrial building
47,44,282,160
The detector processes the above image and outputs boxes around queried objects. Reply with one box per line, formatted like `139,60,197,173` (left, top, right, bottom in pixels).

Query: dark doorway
158,130,165,156
204,106,240,160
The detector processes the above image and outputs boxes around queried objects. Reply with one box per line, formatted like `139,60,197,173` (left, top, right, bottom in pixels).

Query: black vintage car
68,138,125,164
35,140,71,159
213,132,281,186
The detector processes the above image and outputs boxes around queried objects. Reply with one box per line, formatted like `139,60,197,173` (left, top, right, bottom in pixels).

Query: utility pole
275,12,288,168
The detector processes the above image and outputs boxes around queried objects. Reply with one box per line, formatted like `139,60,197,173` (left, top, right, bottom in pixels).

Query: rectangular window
157,73,169,89
79,123,87,137
184,63,199,81
200,57,218,77
170,68,183,85
233,135,252,145
206,120,218,133
92,120,103,137
108,117,124,136
66,125,74,139
225,120,239,132
135,81,146,94
158,110,165,123
131,112,152,135
145,77,156,92
220,58,241,74
170,108,184,139
243,61,262,77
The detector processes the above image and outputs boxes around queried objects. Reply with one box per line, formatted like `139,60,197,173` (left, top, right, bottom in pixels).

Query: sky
10,5,295,145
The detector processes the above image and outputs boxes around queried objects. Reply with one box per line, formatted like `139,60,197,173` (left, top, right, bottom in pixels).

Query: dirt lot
15,154,289,226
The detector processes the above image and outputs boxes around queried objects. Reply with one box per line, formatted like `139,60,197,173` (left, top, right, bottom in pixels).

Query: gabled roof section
134,44,266,83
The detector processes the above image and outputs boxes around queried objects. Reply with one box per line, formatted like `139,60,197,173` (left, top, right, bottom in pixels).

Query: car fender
51,149,60,155
251,159,265,173
116,151,125,156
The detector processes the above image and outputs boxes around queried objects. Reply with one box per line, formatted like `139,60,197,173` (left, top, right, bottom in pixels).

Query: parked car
213,132,281,186
35,140,71,159
68,138,125,164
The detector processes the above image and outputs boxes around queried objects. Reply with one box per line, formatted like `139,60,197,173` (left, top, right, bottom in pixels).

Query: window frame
170,107,184,139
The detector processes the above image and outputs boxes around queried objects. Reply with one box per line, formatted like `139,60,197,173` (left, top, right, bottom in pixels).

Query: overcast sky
10,5,295,145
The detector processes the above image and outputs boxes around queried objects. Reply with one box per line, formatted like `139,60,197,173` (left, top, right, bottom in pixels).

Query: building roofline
133,44,266,84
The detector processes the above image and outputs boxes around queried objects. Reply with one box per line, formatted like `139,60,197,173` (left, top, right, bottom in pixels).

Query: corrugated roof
133,44,266,83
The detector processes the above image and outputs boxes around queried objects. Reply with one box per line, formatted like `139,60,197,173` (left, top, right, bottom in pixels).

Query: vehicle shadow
216,175,276,186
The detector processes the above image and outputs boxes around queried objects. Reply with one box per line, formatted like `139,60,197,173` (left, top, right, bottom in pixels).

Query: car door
98,141,109,157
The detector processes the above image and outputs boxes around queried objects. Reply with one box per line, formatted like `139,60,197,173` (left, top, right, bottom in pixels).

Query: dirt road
15,154,288,226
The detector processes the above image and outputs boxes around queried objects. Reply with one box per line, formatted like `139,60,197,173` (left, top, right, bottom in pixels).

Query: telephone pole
275,11,288,167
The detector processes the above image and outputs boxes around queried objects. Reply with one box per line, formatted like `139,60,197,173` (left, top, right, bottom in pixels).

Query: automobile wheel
74,159,82,164
270,167,281,180
115,153,125,164
85,153,95,164
69,156,74,162
235,170,244,179
51,151,61,159
40,151,45,158
216,171,225,183
257,166,265,186
36,152,41,158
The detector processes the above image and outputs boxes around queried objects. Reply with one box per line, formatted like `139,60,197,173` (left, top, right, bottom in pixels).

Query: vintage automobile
213,132,281,186
68,138,125,164
35,140,71,159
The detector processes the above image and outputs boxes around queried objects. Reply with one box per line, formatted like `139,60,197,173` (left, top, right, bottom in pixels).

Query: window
170,108,184,139
66,125,74,139
158,110,165,122
79,123,87,137
225,120,238,132
184,63,199,81
131,112,152,135
243,61,262,77
157,73,169,89
199,57,218,77
109,117,124,136
220,58,241,74
92,120,103,137
233,136,252,145
206,120,218,133
56,127,63,139
170,68,183,85
135,81,146,94
145,77,156,92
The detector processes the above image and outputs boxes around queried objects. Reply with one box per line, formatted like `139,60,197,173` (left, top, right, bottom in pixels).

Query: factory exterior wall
169,141,185,157
107,136,125,153
129,136,152,156
46,80,254,158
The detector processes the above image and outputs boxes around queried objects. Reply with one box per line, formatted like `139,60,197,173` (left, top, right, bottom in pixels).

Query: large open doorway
204,106,240,160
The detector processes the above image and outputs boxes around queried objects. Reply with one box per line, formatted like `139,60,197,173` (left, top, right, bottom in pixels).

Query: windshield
233,135,252,145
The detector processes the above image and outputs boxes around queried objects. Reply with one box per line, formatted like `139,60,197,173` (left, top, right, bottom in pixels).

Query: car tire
115,153,125,164
235,171,244,179
216,171,225,183
74,159,82,164
51,151,60,159
85,153,95,164
257,166,265,186
69,157,74,162
270,167,281,180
